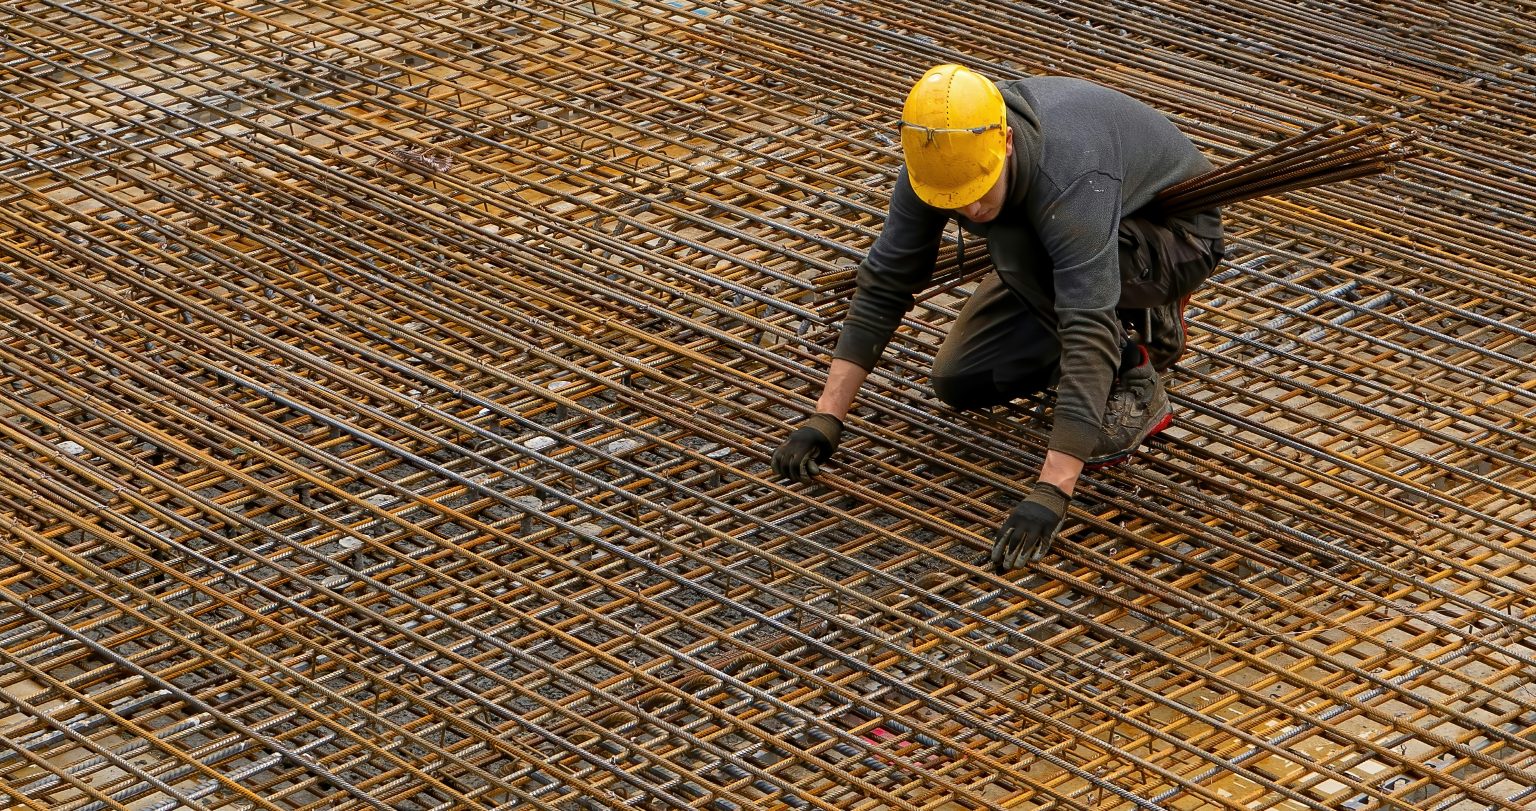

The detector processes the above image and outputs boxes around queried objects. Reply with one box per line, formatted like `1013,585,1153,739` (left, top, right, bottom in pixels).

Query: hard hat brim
903,125,1008,210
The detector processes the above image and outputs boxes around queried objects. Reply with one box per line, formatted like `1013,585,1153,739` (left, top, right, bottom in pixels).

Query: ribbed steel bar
0,1,1532,810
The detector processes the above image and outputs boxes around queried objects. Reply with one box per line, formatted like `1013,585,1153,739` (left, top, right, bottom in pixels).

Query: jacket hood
998,81,1042,208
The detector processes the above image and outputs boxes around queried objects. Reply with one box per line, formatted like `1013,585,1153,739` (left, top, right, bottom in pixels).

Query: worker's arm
772,169,946,484
771,359,869,483
815,359,868,419
1038,449,1083,496
833,169,948,370
994,173,1122,571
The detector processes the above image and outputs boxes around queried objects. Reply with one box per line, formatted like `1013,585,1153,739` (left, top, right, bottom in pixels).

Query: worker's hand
989,482,1069,573
771,413,843,483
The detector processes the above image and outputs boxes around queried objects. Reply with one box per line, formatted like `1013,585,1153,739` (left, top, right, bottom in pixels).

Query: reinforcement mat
1,1,1533,809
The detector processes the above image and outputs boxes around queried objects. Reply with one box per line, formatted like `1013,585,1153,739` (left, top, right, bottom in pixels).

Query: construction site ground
0,1,1533,810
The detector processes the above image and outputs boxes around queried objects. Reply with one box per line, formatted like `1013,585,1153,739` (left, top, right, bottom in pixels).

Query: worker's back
1003,76,1217,232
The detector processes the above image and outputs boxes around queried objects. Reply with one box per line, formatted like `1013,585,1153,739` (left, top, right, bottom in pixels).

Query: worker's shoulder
1006,74,1099,91
1003,75,1138,105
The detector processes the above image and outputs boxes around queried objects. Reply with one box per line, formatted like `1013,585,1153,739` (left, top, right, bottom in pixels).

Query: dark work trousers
930,216,1222,412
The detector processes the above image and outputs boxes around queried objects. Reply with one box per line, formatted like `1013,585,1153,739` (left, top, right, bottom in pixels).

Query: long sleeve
999,75,1218,462
1039,172,1126,460
832,168,949,371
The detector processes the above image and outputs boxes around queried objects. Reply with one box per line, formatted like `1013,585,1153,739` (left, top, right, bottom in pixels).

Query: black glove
990,481,1069,573
771,413,843,483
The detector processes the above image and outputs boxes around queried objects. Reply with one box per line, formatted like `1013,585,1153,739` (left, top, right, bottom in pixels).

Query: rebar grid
0,1,1532,810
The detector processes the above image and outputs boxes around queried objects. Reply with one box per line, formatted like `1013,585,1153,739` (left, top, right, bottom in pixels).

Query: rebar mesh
0,1,1532,810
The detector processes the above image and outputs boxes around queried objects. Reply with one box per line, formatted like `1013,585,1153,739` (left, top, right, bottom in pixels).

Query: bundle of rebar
817,121,1421,301
1154,120,1422,217
0,1,1533,810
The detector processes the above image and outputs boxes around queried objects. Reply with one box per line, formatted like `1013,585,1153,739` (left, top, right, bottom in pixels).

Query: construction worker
772,65,1223,572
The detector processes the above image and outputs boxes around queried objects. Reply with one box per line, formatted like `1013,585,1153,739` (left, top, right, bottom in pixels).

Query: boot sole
1084,409,1174,470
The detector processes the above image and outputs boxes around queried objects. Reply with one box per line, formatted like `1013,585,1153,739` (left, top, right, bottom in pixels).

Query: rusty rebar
0,1,1532,810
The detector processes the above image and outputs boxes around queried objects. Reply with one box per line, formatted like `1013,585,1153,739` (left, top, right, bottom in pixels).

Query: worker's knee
931,371,1011,412
932,363,1057,411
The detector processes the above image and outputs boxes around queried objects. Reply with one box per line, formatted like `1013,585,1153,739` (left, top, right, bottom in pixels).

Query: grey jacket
834,76,1221,459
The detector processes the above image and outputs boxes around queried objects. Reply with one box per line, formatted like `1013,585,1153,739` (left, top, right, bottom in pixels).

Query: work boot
1085,347,1173,469
1143,294,1192,371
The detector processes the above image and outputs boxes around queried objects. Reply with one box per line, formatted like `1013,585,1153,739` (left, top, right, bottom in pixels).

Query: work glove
771,413,843,484
989,481,1069,573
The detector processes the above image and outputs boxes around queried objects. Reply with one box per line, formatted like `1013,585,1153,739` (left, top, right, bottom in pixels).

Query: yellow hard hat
899,64,1008,209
